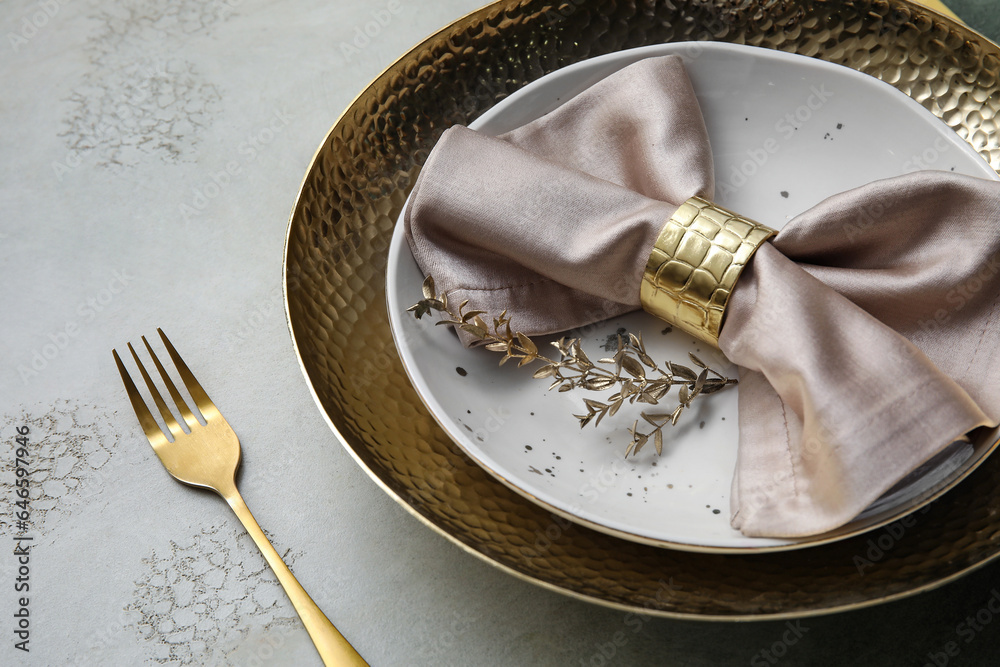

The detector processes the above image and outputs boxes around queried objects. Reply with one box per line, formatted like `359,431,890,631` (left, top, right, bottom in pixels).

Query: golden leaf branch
408,276,737,456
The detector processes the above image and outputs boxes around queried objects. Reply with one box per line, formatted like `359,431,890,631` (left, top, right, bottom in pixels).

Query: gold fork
113,329,368,667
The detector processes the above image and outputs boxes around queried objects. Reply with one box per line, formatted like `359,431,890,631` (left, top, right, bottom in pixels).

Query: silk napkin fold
403,55,1000,538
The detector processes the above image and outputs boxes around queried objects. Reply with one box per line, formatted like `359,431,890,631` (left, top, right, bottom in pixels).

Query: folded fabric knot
403,55,1000,538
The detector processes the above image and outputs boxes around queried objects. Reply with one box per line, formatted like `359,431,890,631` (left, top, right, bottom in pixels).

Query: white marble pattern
60,0,227,168
0,402,118,537
127,526,299,665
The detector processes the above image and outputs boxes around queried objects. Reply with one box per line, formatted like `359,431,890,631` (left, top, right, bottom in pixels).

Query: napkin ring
640,196,776,347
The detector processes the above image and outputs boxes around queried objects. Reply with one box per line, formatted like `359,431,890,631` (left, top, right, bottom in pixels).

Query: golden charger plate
284,0,1000,618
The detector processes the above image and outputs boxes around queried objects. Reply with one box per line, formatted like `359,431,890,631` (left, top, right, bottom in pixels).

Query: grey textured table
949,0,1000,41
2,1,999,665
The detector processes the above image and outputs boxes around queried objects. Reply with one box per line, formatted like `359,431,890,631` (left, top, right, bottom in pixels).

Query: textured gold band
640,196,776,347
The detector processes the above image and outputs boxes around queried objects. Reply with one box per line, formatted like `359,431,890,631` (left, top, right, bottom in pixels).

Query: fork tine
142,335,199,429
158,328,220,420
113,348,167,445
128,342,185,439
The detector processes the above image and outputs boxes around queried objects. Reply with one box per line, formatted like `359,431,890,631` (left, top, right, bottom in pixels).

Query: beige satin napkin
403,55,1000,538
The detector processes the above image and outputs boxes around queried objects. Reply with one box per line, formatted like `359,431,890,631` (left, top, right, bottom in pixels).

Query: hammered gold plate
284,0,1000,619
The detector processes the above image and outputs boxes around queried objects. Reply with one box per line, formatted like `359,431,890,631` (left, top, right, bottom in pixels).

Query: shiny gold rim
284,0,1000,618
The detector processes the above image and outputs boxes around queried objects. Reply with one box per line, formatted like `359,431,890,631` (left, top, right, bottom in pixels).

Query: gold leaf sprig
408,276,737,456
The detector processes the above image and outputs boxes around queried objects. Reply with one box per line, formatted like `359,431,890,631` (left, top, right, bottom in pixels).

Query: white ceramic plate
386,43,1000,552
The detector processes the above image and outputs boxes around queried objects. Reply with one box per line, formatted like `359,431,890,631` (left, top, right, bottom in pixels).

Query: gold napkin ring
640,196,776,347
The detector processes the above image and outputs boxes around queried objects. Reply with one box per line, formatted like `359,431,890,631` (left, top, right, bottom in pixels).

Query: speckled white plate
386,43,1000,552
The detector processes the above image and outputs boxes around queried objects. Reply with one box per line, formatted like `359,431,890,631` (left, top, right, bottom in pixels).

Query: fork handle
223,488,369,667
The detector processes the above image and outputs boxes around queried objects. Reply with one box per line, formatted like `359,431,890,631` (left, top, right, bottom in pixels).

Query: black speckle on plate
456,367,467,376
699,421,705,429
661,325,673,335
713,509,721,515
525,445,533,451
837,122,843,129
780,190,789,198
602,327,628,351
